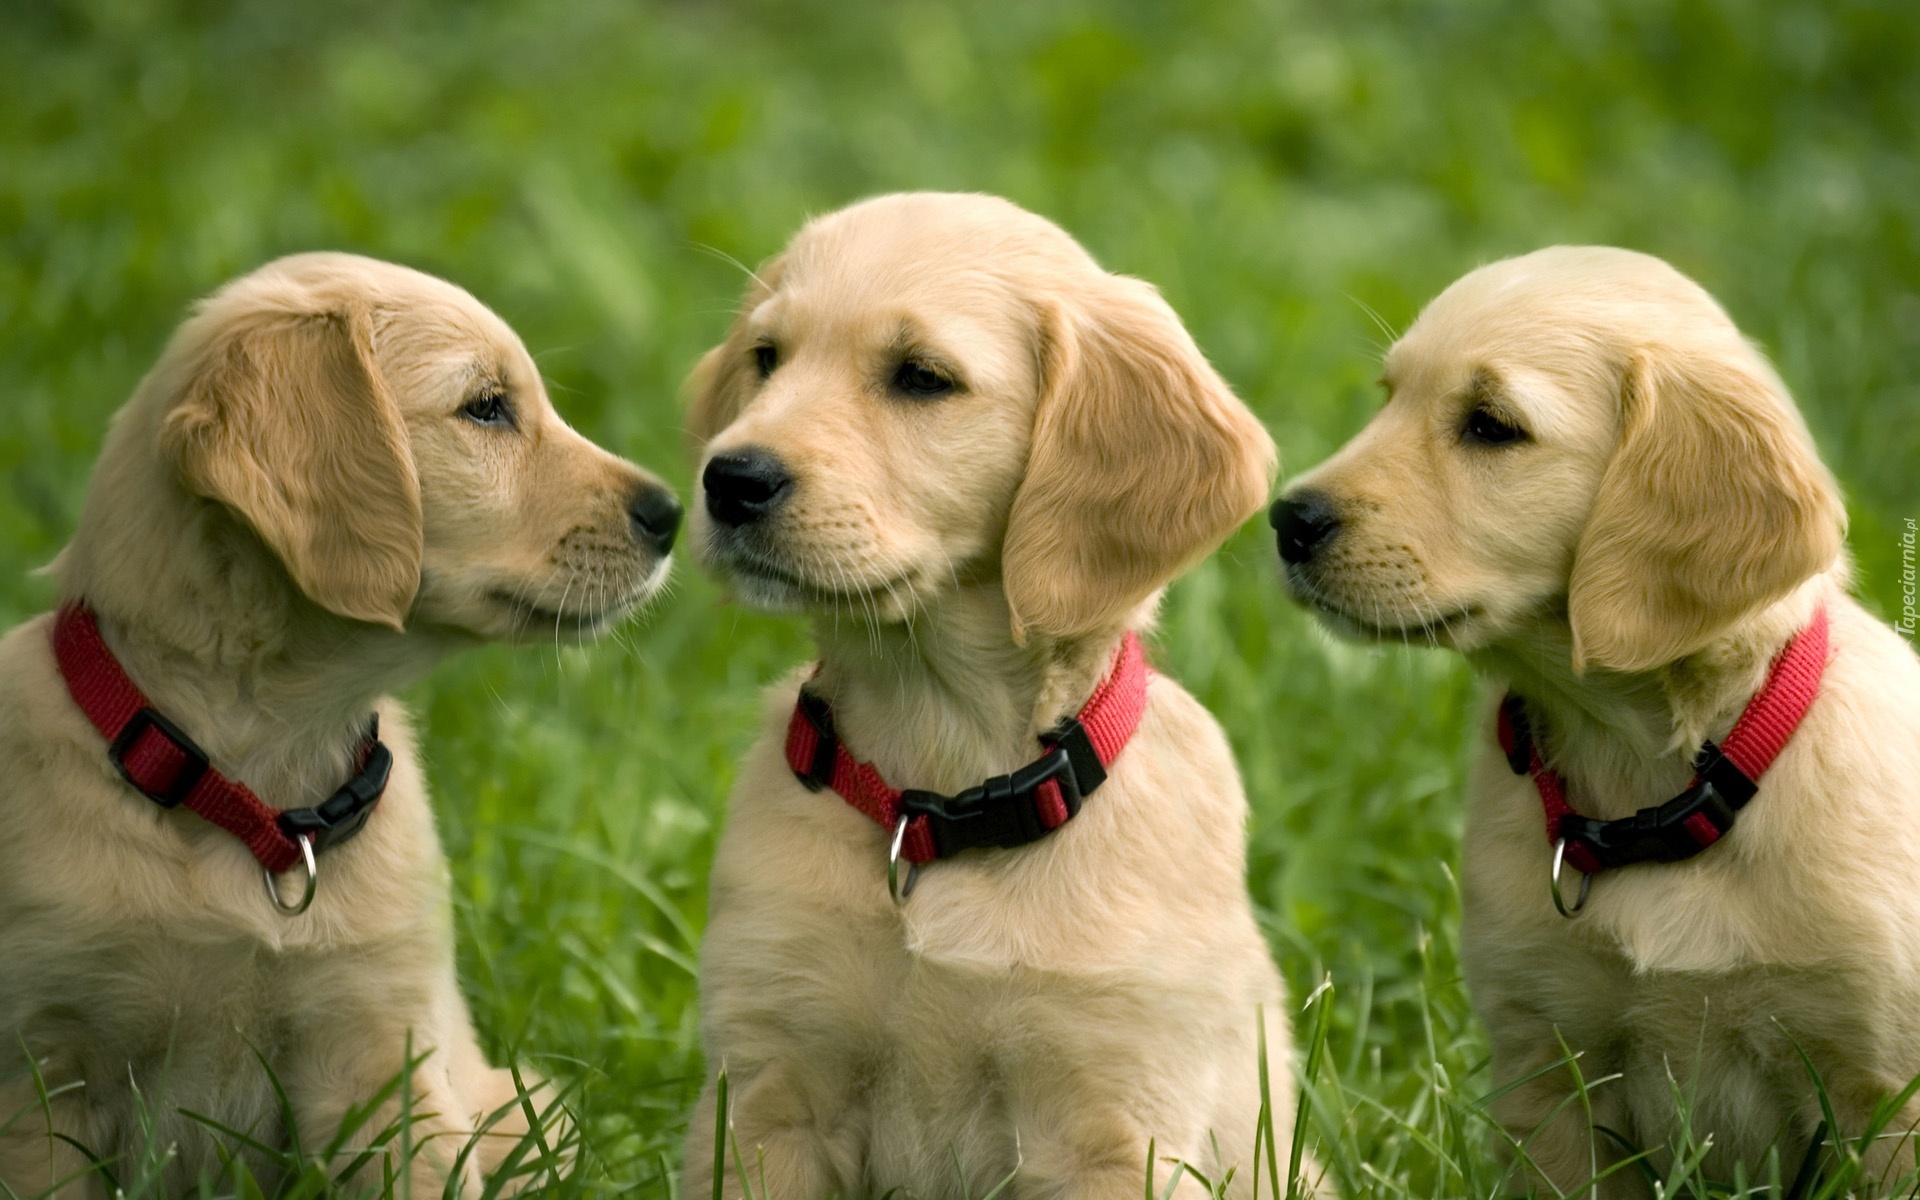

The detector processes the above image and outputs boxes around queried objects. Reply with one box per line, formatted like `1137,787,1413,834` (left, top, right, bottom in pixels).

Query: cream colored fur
683,193,1300,1198
0,253,673,1197
1280,245,1920,1194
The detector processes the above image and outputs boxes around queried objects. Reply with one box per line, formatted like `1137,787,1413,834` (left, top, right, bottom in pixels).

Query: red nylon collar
50,603,387,873
784,631,1151,864
1498,606,1830,876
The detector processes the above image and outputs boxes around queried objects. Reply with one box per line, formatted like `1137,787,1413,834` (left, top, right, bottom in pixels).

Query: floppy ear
162,300,423,630
1003,279,1277,641
684,254,785,455
1567,347,1844,672
684,342,750,454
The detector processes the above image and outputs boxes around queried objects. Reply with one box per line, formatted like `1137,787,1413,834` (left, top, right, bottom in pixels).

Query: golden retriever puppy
0,253,680,1197
1273,245,1920,1195
682,193,1297,1198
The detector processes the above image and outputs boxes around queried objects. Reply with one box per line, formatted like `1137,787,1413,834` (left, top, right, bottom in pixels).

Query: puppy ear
684,342,749,453
1003,280,1277,641
1567,347,1844,672
685,254,785,455
162,301,423,630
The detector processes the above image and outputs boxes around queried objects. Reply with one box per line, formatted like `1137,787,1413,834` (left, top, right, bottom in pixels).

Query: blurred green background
3,0,1916,1193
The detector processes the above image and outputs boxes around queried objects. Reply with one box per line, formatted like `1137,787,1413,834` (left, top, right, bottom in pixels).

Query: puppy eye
752,343,778,379
1463,407,1527,447
891,360,953,399
461,394,513,428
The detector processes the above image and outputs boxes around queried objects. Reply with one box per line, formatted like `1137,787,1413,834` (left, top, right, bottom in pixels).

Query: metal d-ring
263,834,318,917
887,815,919,906
1550,837,1592,919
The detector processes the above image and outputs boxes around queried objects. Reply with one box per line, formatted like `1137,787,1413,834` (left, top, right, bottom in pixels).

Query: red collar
51,603,391,875
784,631,1151,865
1498,606,1830,879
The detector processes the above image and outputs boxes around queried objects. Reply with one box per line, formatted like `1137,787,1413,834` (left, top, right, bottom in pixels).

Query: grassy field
3,0,1917,1195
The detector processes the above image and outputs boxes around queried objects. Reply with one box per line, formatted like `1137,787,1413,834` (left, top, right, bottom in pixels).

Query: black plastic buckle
1691,740,1758,809
108,706,210,809
276,722,392,855
901,744,1085,859
1044,717,1106,816
793,689,838,791
1563,777,1744,871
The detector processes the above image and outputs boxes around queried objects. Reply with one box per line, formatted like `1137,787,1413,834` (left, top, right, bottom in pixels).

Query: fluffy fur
684,192,1297,1198
1277,245,1920,1194
0,253,675,1196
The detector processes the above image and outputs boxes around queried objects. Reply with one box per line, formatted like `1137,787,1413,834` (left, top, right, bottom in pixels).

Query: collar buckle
1044,717,1104,816
901,742,1084,858
1559,776,1743,873
275,722,392,855
1691,739,1759,808
108,706,211,809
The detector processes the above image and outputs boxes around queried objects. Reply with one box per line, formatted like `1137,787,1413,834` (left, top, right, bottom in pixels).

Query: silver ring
887,816,921,905
263,835,318,917
1549,838,1591,919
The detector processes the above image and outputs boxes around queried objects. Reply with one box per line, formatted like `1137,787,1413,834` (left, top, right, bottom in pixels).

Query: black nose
628,485,683,554
703,448,793,527
1270,490,1342,566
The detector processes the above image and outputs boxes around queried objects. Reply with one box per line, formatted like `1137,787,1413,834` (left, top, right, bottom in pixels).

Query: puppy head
144,253,678,638
687,192,1274,641
1275,246,1844,673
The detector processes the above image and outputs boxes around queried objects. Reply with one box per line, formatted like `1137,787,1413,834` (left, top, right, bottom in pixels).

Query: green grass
3,0,1917,1195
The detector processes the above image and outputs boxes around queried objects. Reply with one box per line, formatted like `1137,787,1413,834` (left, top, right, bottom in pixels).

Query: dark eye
461,394,513,427
752,343,778,379
1463,407,1527,447
891,360,953,399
